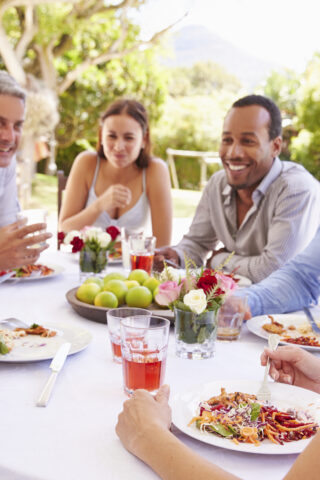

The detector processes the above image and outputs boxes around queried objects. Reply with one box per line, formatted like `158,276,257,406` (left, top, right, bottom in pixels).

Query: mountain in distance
165,25,278,89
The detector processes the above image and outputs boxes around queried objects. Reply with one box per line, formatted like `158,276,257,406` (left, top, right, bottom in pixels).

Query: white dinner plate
0,323,92,362
7,263,64,282
172,379,320,455
247,313,320,351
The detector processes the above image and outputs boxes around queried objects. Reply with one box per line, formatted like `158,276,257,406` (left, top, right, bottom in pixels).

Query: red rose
70,236,84,253
57,231,65,245
106,226,120,241
197,269,225,296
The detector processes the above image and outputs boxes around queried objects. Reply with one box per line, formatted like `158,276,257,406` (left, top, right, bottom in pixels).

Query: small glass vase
174,307,218,360
79,246,108,281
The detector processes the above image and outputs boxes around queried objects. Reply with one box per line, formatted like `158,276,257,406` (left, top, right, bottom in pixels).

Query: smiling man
0,71,51,270
154,95,320,283
0,70,25,227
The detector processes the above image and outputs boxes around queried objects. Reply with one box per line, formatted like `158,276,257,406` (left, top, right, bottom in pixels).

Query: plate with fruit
66,269,173,324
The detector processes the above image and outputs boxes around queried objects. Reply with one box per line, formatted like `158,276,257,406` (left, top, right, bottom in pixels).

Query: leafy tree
0,0,174,173
261,68,301,118
290,53,320,180
169,61,241,97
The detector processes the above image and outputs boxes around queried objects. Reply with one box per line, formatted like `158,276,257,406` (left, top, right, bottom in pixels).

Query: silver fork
0,317,29,329
257,334,280,402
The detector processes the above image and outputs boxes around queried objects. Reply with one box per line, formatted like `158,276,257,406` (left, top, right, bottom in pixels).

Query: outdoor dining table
0,249,314,480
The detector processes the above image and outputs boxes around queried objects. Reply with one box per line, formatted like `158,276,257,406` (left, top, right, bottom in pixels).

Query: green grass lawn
31,174,202,218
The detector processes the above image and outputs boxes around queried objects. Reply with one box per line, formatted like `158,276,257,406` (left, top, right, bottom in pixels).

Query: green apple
143,277,160,293
76,283,101,305
83,277,103,289
94,291,118,308
103,272,127,286
125,286,153,308
128,269,149,285
124,280,140,289
104,279,128,305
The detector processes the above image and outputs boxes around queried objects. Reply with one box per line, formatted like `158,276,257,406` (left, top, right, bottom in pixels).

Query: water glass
129,234,156,274
17,209,48,248
106,307,150,363
217,295,248,341
120,316,170,395
121,227,134,271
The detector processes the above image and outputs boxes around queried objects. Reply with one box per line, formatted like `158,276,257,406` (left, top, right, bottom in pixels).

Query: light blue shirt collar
222,157,282,205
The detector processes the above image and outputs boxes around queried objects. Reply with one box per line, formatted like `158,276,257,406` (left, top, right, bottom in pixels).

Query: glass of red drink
106,308,151,363
120,316,170,396
129,234,156,275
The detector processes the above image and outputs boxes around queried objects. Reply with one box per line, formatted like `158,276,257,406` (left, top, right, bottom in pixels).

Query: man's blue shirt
237,227,320,316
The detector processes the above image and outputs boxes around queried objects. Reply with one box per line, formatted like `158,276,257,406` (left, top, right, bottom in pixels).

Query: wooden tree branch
0,24,26,83
34,43,58,92
71,0,142,18
15,5,38,61
57,14,185,94
0,0,78,18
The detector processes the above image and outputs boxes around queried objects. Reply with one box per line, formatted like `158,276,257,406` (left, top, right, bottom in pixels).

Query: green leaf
0,340,9,355
250,403,261,421
208,423,234,437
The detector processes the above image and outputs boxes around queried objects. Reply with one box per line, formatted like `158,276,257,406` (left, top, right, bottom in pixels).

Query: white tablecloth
0,251,302,480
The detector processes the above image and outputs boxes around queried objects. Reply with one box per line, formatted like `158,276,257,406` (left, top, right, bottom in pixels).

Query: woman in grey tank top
59,99,172,247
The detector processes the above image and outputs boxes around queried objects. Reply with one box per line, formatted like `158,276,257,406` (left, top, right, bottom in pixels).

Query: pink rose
155,281,182,306
216,272,238,296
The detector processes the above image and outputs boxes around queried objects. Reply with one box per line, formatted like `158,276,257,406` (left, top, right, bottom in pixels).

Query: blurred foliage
152,62,243,189
169,61,242,97
260,69,301,118
289,53,320,180
0,1,168,174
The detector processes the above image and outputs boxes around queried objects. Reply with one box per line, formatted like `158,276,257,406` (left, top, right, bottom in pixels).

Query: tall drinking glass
120,316,170,395
107,307,150,363
16,209,48,248
129,234,156,274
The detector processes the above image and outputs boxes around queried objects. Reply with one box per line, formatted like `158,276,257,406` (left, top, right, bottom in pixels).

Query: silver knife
303,307,320,335
36,342,71,407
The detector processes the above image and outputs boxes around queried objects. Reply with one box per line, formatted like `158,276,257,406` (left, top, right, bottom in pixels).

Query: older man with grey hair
0,71,51,270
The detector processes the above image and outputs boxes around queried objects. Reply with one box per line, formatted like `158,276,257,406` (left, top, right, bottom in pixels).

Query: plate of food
108,246,123,264
172,379,320,454
0,322,92,362
2,263,64,282
65,287,174,324
246,313,320,351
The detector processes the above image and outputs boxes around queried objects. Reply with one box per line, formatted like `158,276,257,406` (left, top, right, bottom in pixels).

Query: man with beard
0,71,51,270
154,95,320,283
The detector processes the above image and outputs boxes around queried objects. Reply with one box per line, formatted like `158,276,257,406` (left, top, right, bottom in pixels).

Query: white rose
97,232,112,248
64,230,81,245
83,227,103,242
160,266,181,283
183,289,207,314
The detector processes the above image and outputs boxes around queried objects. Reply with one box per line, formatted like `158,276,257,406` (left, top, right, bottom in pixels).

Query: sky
135,0,320,73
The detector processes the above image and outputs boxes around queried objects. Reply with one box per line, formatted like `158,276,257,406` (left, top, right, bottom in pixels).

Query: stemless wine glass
120,315,170,396
106,307,150,363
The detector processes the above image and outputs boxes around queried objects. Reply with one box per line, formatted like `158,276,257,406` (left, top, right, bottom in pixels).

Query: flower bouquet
155,258,238,359
59,226,120,277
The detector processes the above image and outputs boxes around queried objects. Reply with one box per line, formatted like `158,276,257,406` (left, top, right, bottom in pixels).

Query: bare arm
146,159,172,247
116,386,238,480
58,152,132,231
58,152,101,231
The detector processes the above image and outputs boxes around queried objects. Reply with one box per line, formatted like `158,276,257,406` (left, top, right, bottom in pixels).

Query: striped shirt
175,157,320,283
